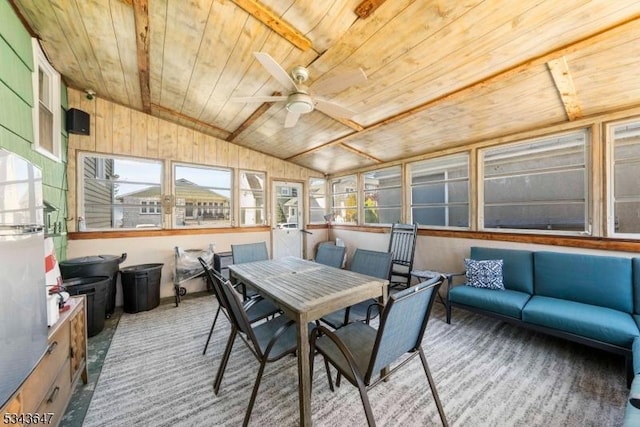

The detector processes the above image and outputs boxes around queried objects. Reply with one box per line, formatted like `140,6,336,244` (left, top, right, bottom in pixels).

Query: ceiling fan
232,52,367,128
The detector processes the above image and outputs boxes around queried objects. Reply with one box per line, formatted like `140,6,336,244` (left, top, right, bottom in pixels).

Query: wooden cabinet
1,296,88,427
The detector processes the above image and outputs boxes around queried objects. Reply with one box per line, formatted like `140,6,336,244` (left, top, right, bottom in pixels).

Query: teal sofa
446,247,640,424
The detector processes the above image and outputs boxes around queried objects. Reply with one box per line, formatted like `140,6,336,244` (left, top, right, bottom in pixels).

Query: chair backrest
198,256,231,312
315,243,346,269
366,275,443,382
231,242,269,265
349,248,393,280
216,274,262,352
387,223,418,267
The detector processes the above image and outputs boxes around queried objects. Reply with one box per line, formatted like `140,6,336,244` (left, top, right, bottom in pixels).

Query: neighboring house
117,178,229,228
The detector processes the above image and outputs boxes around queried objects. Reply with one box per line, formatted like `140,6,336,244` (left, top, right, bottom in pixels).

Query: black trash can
59,254,127,318
63,276,110,337
121,263,163,313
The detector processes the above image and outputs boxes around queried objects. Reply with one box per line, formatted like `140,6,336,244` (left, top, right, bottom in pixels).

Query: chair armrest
366,302,384,324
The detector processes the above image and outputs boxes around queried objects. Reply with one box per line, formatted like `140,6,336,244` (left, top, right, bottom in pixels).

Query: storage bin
121,263,163,313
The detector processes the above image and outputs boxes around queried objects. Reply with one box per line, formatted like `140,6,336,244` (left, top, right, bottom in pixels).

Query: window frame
239,169,266,227
362,165,402,226
409,153,470,230
78,152,163,231
479,129,591,235
606,117,640,238
173,162,233,229
32,39,62,162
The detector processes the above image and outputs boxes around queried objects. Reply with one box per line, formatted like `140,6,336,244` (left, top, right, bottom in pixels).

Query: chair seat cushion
315,321,377,386
245,298,280,323
522,296,639,347
449,285,530,318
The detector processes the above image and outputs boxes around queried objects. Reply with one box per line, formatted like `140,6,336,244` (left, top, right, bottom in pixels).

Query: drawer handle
47,386,60,404
46,341,58,354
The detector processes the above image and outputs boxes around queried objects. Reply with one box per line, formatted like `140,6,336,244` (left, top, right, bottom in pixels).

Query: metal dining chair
314,242,346,269
320,249,392,329
387,223,418,289
231,242,269,299
197,257,280,356
310,275,448,427
213,271,304,427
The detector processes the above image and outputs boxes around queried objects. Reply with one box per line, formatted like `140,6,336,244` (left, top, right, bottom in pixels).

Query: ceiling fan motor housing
286,92,314,114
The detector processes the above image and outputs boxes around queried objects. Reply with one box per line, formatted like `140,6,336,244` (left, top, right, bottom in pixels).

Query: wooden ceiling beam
355,0,388,19
227,92,281,142
547,56,582,121
339,143,383,162
231,0,312,51
132,0,151,113
151,103,230,137
286,14,640,162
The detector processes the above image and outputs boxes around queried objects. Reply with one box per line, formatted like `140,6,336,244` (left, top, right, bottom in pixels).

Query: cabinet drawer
21,324,70,412
36,358,72,427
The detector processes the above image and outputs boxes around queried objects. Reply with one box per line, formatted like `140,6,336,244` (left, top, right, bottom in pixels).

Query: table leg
296,315,312,426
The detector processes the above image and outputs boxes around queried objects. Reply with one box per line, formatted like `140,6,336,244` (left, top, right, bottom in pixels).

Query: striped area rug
82,296,627,426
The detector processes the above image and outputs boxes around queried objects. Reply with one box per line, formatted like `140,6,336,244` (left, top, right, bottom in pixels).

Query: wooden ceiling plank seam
176,0,217,114
547,56,582,121
339,142,383,162
230,0,313,52
132,0,151,113
355,0,388,19
110,0,143,110
227,91,281,141
149,0,168,106
285,13,640,161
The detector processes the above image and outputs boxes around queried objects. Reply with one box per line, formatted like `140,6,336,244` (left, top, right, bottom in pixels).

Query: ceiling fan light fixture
286,92,314,114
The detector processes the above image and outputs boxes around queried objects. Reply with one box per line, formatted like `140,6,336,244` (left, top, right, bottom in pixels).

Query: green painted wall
0,0,68,260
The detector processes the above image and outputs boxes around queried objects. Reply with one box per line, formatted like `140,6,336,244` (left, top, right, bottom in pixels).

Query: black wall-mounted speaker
66,108,90,135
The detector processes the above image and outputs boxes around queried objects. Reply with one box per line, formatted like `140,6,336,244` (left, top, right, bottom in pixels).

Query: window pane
331,175,357,224
309,177,326,224
81,155,163,230
175,164,231,227
362,166,401,225
239,171,265,226
611,121,640,234
410,154,469,228
482,131,588,232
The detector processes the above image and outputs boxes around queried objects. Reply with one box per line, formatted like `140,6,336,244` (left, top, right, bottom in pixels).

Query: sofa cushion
470,247,534,294
449,285,530,319
533,251,633,313
522,296,639,347
464,258,504,290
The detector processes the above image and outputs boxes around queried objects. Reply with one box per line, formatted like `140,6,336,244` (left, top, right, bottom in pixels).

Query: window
608,119,640,236
79,154,163,230
309,177,326,223
331,175,358,224
240,170,265,226
362,166,402,225
174,164,231,227
481,130,589,233
410,154,469,228
32,39,61,161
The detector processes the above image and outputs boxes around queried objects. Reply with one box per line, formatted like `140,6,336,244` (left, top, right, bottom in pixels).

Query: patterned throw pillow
464,258,505,290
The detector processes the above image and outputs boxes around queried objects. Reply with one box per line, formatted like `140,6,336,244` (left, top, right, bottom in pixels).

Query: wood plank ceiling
11,0,640,175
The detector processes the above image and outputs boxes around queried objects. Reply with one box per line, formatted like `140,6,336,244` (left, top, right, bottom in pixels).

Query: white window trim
32,39,61,162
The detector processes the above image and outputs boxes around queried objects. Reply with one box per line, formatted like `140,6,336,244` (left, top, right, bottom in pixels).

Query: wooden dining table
228,256,389,427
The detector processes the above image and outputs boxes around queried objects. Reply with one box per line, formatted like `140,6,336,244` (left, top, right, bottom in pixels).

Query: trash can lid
60,253,127,266
121,263,164,272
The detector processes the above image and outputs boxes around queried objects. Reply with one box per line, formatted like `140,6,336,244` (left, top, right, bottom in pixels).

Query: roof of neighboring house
117,178,229,201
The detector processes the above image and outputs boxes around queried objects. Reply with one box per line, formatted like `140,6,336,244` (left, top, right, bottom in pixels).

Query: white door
272,181,303,259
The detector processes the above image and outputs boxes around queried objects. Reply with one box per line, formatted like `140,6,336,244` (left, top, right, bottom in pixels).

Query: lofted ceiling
11,0,640,175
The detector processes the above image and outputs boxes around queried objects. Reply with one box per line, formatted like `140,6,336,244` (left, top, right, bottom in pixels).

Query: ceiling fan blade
284,110,300,128
314,99,357,119
310,68,367,96
231,95,287,103
254,52,299,92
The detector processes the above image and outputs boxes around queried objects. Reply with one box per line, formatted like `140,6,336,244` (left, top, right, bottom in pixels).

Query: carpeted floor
79,296,627,426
